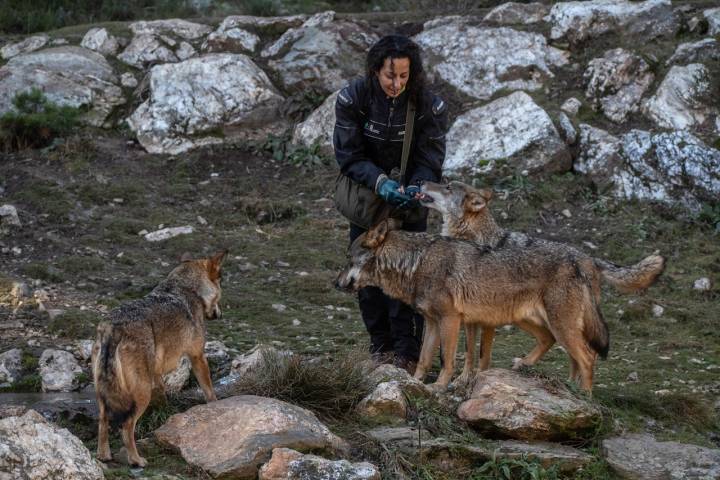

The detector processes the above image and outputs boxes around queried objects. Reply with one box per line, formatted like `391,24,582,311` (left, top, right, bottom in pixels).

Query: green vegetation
47,308,101,338
0,89,81,151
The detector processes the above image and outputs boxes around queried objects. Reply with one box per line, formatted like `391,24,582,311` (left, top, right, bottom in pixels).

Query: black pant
349,219,426,361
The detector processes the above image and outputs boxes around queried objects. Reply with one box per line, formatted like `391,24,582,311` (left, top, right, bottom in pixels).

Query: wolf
336,221,610,392
91,251,226,467
418,180,665,383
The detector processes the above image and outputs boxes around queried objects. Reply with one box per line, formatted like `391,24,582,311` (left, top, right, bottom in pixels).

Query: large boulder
291,90,338,155
259,448,380,480
127,53,284,154
456,369,601,440
705,7,720,35
0,46,125,127
583,48,654,123
0,35,48,60
415,22,568,101
154,395,347,479
602,434,720,479
0,410,104,479
666,38,720,66
547,0,679,46
39,349,83,392
444,91,570,175
576,125,720,209
483,2,550,25
642,64,718,133
262,11,378,94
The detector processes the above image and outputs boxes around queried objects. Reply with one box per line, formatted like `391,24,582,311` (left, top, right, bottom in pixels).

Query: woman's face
376,56,410,98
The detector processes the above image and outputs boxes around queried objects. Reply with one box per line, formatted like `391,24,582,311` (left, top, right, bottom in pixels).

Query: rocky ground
1,1,720,479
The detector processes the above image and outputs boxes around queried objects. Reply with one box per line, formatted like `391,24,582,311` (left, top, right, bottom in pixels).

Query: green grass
47,308,101,339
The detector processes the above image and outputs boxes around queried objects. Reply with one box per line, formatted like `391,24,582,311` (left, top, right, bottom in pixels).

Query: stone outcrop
547,0,679,45
583,48,654,123
444,91,570,175
39,349,83,392
127,53,284,154
0,410,104,480
259,448,380,480
415,22,568,100
0,46,125,127
291,90,338,155
0,348,22,385
80,28,120,56
483,2,550,25
0,35,49,60
456,369,601,440
154,395,347,479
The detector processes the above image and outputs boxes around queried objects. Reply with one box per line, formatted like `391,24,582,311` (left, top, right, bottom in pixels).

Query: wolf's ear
180,252,193,262
364,220,389,248
210,250,228,268
465,192,488,212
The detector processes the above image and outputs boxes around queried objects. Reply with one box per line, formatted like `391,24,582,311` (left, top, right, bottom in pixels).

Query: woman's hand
377,178,413,207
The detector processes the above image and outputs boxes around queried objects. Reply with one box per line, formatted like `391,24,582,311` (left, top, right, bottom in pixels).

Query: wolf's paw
130,456,148,468
454,371,473,388
512,357,526,370
96,452,112,463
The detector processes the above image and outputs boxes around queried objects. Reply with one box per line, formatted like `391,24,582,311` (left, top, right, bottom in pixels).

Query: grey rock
484,2,550,25
264,11,378,94
127,53,284,154
356,381,407,420
457,369,601,440
584,48,654,123
259,448,380,480
0,410,104,479
154,395,347,479
705,7,720,35
561,97,582,116
162,355,191,394
444,91,570,175
557,112,577,145
0,349,23,385
0,35,48,60
128,19,212,40
0,204,21,227
643,64,718,133
0,46,125,127
203,19,261,53
603,433,720,479
291,90,338,155
576,126,720,210
81,28,120,56
415,23,568,101
666,39,720,66
39,349,83,392
548,0,679,46
117,34,178,68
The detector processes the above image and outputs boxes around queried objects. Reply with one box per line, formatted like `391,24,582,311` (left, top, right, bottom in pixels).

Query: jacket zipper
386,97,396,142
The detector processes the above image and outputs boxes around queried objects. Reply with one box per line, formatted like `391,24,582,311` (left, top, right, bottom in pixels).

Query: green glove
376,177,413,207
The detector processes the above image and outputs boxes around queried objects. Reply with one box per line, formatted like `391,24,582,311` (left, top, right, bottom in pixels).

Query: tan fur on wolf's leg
478,326,496,371
415,319,439,381
121,386,151,467
96,400,112,461
569,357,580,382
455,323,477,386
512,320,555,370
431,314,462,391
190,353,217,402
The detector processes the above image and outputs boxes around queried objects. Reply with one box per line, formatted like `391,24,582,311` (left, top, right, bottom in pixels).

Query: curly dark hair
366,34,426,108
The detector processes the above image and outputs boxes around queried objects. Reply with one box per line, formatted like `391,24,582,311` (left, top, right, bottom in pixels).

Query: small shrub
249,132,331,171
0,89,81,151
58,256,105,276
20,262,64,283
697,202,720,233
223,347,373,420
472,454,560,480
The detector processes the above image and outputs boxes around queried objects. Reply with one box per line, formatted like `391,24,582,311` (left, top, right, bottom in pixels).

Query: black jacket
333,77,448,190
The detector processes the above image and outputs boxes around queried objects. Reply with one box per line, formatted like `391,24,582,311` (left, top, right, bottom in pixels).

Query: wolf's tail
582,287,610,360
595,254,665,294
92,322,135,428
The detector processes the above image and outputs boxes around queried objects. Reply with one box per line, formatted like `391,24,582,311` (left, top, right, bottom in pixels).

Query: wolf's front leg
455,323,477,387
431,314,462,392
414,319,440,382
190,353,217,402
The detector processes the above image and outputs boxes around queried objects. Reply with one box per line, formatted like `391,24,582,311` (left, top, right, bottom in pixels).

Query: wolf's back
93,322,135,428
595,254,665,293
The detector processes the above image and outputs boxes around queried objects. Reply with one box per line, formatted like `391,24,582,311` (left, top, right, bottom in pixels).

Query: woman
333,34,448,373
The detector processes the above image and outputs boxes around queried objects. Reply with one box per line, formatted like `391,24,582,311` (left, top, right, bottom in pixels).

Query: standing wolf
336,221,610,392
92,251,226,467
419,180,665,382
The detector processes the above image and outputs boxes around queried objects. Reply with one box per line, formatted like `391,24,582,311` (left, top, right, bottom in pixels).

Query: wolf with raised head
418,180,664,383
